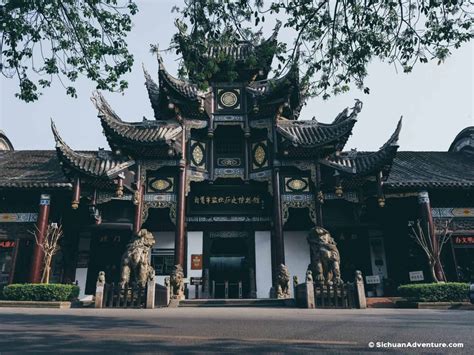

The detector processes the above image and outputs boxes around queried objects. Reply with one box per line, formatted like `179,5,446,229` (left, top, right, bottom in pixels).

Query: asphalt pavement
0,307,472,353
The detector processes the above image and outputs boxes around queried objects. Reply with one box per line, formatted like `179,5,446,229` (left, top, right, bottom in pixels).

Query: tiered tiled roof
0,150,69,188
176,24,280,82
92,92,183,158
276,101,362,157
247,64,304,119
386,150,474,189
143,56,207,120
321,119,401,180
52,121,134,184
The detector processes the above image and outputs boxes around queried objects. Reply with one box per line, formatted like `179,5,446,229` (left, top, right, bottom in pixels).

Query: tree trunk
41,255,52,284
429,261,438,283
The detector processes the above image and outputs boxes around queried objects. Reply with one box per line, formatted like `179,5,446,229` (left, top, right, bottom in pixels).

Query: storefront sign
432,208,474,218
453,235,474,247
409,271,424,282
188,185,269,216
365,275,381,284
0,213,38,223
0,240,16,248
39,194,51,206
191,254,203,270
192,195,262,206
190,277,202,285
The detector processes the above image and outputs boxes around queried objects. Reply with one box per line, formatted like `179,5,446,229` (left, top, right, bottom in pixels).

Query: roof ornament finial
91,91,123,123
380,117,403,149
352,99,363,114
50,118,67,148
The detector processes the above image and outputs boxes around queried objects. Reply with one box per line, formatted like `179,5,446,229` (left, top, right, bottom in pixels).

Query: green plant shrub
3,284,80,302
398,282,469,302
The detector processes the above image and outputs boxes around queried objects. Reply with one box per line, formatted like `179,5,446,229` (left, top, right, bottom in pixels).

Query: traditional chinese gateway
1,31,474,299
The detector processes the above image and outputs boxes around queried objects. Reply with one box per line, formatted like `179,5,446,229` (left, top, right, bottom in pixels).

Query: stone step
178,298,295,308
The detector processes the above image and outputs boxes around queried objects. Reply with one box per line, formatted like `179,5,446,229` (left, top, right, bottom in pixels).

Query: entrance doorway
204,231,255,299
85,232,130,294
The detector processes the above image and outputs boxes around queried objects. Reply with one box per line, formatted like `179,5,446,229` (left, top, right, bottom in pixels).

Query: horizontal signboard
0,213,38,223
409,271,424,282
188,185,269,216
452,235,474,248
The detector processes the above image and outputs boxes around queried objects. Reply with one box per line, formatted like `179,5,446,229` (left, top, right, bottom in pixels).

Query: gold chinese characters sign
188,186,269,215
193,195,262,206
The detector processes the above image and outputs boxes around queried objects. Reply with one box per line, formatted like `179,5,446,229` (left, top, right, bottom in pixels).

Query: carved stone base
170,264,185,300
276,264,291,299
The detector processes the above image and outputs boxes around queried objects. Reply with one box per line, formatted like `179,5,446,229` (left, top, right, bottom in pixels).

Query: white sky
1,0,473,151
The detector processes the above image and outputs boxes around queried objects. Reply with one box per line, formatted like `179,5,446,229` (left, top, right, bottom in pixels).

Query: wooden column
314,162,323,227
175,128,187,268
208,115,215,182
418,191,444,281
208,92,215,182
133,164,143,234
29,194,51,283
271,120,285,289
71,176,81,209
272,167,285,266
244,114,250,181
8,238,20,284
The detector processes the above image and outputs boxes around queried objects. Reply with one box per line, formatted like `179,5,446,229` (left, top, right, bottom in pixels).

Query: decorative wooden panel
190,140,206,168
284,177,310,193
252,141,268,170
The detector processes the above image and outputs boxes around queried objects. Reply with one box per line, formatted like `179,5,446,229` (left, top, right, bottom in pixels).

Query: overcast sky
1,0,473,152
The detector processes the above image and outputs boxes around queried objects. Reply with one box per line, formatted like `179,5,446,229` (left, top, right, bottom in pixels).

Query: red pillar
29,194,51,283
314,162,323,227
133,164,143,234
272,167,285,266
418,191,445,281
175,130,187,268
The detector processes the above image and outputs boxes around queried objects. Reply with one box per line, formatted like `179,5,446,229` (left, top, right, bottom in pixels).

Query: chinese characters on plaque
453,236,474,246
193,195,261,206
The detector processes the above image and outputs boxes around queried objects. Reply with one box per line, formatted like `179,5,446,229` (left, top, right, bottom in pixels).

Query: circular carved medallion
220,91,238,107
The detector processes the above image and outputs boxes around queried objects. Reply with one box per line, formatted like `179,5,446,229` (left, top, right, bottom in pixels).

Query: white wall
284,231,311,298
255,231,272,299
152,231,175,286
187,231,203,299
76,237,91,300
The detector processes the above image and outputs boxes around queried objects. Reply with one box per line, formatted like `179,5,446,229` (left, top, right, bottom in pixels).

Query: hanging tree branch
172,0,473,99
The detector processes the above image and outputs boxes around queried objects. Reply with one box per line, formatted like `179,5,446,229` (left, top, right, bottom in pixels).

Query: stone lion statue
120,229,155,288
170,264,185,299
307,227,342,284
97,271,106,284
276,264,291,299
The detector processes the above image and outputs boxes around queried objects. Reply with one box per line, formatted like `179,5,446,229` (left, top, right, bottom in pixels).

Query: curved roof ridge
51,120,131,178
323,118,402,176
332,99,363,124
143,64,161,118
276,112,357,150
91,91,123,122
157,53,205,101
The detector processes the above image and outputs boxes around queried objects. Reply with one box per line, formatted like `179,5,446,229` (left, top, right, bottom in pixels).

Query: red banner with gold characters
0,240,16,248
453,235,474,247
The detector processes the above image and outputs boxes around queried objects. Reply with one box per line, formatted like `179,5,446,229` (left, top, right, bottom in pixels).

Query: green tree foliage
0,0,138,102
173,0,473,98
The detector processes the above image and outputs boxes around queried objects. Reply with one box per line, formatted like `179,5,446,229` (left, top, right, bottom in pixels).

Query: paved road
0,307,472,353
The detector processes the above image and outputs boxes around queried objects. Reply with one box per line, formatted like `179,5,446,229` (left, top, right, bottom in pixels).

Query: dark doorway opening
204,232,255,299
85,231,130,294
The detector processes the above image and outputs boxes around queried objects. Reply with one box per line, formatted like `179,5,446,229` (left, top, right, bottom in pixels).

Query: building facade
1,34,473,299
